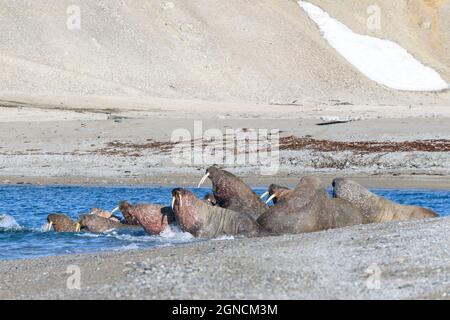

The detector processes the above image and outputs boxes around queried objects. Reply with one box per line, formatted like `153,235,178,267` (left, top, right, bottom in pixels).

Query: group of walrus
46,166,438,238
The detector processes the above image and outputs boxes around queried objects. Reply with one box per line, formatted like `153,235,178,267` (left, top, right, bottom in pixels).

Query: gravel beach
1,0,449,301
1,216,449,300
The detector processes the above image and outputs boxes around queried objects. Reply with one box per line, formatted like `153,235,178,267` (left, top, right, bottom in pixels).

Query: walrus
332,178,438,223
197,167,268,219
119,201,175,235
261,184,293,205
77,214,141,233
171,188,260,238
257,176,364,235
117,203,140,225
203,193,217,206
89,208,121,222
46,214,80,232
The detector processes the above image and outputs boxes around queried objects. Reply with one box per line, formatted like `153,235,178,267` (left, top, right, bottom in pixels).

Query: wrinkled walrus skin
78,214,141,233
332,178,438,223
47,214,78,232
257,177,364,235
171,188,260,238
119,201,175,235
199,167,268,219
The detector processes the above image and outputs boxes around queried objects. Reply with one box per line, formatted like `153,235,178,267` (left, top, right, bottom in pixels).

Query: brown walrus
332,178,438,223
119,201,175,235
261,184,293,205
117,204,140,226
47,214,80,232
171,188,260,238
197,167,268,219
257,176,364,235
77,214,141,233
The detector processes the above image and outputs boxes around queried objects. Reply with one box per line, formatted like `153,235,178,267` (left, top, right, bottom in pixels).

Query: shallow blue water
0,185,448,260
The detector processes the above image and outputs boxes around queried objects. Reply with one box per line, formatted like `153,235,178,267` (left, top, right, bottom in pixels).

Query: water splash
0,214,21,230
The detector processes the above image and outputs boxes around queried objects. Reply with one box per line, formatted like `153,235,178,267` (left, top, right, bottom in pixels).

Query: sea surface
0,185,448,260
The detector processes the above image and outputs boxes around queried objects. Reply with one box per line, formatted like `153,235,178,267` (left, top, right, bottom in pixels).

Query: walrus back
203,204,260,238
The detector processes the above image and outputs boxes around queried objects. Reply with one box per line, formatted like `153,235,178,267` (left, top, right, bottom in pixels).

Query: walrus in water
77,214,141,233
119,201,175,235
90,208,113,219
261,184,293,205
257,176,364,235
332,178,438,223
197,167,268,219
171,188,260,238
89,208,121,222
47,214,80,232
116,204,140,226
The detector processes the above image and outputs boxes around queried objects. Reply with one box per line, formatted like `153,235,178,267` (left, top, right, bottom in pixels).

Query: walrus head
47,214,80,233
197,166,239,206
119,201,132,213
197,166,268,219
197,166,220,188
332,178,376,213
118,201,140,225
262,184,292,204
171,188,203,234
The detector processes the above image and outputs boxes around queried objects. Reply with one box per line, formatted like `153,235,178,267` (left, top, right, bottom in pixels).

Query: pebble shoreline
1,216,449,299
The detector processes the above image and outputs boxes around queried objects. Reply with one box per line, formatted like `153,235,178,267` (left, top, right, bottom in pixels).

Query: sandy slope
0,0,448,105
1,216,449,299
0,1,449,186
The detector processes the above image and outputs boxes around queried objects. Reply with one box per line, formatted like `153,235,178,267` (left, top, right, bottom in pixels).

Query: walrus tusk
46,221,53,232
265,194,276,204
111,207,119,214
197,172,210,188
179,195,182,208
75,223,81,232
260,191,269,199
171,196,176,211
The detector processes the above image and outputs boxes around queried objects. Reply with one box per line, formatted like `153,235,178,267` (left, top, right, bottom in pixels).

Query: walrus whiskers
197,172,210,188
265,194,276,204
260,191,269,199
